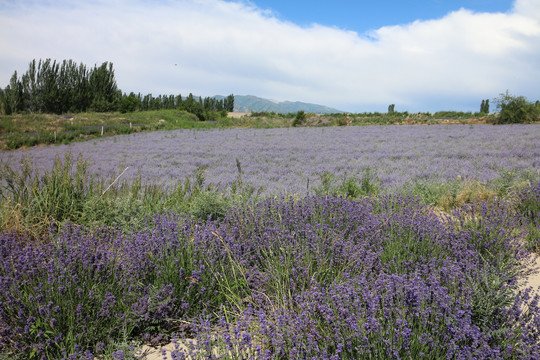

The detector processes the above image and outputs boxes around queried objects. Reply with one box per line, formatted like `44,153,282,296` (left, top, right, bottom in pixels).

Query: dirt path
524,253,540,294
133,341,190,360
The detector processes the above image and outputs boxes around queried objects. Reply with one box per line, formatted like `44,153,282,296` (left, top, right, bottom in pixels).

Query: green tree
119,92,139,113
388,104,395,114
0,88,6,115
224,94,234,112
175,94,183,109
292,110,306,127
37,59,61,113
141,94,151,111
89,62,119,112
5,71,24,114
480,99,490,114
494,91,539,124
21,59,38,113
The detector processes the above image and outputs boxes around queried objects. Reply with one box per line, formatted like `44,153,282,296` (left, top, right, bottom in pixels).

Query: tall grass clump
0,154,264,238
401,169,538,213
0,153,93,237
313,168,380,199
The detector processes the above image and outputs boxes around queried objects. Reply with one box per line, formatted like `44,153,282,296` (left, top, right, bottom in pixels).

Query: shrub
119,93,139,113
292,110,306,127
189,190,230,220
314,168,380,199
493,91,540,124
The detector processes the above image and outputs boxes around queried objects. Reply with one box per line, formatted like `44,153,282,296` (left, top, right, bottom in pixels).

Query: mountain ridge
214,95,344,114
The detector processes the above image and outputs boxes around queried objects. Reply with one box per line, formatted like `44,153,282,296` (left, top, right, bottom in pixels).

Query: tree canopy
0,58,234,120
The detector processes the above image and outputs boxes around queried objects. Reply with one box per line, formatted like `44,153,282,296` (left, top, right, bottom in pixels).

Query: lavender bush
175,195,540,359
2,190,540,359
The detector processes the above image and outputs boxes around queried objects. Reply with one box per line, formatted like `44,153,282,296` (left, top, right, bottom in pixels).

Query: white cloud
0,0,538,112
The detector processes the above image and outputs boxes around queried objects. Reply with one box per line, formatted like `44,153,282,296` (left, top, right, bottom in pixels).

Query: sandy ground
524,253,540,294
134,342,187,360
227,112,251,118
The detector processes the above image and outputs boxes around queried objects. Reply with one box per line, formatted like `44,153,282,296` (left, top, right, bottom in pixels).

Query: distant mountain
214,95,344,114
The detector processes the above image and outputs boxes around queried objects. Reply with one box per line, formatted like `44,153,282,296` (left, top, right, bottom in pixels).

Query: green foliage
524,225,540,252
119,92,139,113
292,110,306,127
313,168,380,199
0,153,93,236
0,154,263,237
189,190,230,220
493,90,540,124
2,59,120,114
224,93,235,112
1,59,235,124
0,88,6,115
388,104,395,114
469,253,521,330
480,99,490,114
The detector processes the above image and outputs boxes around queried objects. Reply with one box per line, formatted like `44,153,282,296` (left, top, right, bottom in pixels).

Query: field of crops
1,124,540,359
2,125,539,195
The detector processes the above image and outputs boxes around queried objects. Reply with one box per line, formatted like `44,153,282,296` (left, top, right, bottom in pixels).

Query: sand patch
227,112,250,118
523,253,540,295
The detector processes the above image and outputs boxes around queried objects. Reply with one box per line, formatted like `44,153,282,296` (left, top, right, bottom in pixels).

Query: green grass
0,153,261,238
0,110,243,150
0,110,501,150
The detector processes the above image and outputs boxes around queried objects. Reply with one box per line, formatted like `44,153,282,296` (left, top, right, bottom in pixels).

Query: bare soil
227,112,251,118
524,253,540,294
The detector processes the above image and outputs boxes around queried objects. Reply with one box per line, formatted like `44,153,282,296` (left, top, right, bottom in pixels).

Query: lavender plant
171,195,539,359
1,191,539,358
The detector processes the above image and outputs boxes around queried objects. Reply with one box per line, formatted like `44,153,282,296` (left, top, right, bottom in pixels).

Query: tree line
0,59,234,120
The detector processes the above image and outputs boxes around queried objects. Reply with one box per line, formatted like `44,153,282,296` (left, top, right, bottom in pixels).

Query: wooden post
101,126,104,136
54,131,57,142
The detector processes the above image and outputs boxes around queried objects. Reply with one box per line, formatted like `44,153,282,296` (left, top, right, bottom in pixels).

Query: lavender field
1,124,539,195
1,124,540,360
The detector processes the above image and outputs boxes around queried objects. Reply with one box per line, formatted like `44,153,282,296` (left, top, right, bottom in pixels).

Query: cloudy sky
0,0,538,112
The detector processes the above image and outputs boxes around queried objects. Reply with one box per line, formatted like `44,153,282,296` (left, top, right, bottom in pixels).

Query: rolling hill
214,95,344,114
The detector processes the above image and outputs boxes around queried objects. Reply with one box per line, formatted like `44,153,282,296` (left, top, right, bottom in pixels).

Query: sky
0,0,539,113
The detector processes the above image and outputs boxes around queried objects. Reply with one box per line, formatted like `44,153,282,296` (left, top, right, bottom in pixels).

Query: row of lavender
1,125,539,195
1,188,539,359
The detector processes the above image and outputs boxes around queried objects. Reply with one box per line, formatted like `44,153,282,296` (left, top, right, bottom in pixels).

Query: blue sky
251,0,514,33
0,0,538,112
